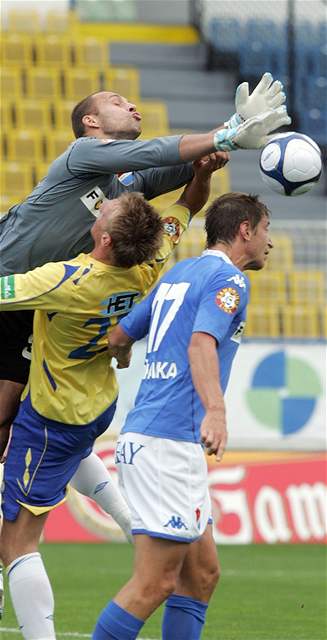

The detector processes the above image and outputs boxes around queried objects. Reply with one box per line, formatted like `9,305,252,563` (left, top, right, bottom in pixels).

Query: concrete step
140,68,235,101
110,42,206,70
165,97,233,130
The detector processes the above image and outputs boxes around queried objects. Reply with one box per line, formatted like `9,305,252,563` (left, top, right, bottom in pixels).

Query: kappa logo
227,274,246,289
164,515,188,530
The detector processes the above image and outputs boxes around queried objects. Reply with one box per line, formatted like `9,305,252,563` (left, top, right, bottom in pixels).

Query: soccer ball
259,132,322,196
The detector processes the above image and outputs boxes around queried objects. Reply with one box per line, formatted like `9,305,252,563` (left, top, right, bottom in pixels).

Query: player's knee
140,574,177,606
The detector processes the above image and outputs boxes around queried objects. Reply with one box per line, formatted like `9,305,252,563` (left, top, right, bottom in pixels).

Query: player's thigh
176,524,220,600
133,534,189,588
0,507,48,566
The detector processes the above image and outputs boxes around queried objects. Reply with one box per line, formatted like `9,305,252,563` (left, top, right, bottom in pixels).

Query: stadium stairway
110,40,325,220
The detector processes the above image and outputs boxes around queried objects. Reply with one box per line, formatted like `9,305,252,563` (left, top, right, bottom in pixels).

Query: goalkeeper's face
92,91,142,140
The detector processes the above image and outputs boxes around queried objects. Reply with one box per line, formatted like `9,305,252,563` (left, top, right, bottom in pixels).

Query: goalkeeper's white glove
213,107,291,151
226,72,288,129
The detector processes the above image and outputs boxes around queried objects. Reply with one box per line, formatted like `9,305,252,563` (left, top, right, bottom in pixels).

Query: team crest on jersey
117,172,135,186
162,217,181,243
216,287,240,314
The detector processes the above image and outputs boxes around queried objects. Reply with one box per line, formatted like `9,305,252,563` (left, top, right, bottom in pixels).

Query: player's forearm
177,174,210,217
179,132,218,162
188,332,225,412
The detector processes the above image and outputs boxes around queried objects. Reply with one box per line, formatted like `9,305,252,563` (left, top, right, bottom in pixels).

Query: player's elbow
108,325,130,348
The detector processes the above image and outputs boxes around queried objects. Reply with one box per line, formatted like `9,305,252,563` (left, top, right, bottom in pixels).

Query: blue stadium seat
207,17,243,54
300,109,327,146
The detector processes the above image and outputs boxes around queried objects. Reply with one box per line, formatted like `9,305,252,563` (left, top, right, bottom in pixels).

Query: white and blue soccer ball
259,132,322,196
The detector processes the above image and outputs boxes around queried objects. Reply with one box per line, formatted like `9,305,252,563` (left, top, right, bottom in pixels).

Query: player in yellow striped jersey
0,153,227,637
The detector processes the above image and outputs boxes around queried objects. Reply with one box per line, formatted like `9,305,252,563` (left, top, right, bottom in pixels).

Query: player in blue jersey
92,192,273,640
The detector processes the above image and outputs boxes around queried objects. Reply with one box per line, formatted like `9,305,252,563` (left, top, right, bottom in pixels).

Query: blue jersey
120,250,250,443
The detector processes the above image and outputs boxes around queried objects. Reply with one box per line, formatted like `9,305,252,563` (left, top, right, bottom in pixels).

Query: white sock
70,452,132,542
7,552,55,640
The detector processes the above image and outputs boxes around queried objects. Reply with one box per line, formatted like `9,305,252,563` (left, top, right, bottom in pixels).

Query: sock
93,600,144,640
0,565,4,619
70,452,132,542
7,552,55,640
162,594,208,640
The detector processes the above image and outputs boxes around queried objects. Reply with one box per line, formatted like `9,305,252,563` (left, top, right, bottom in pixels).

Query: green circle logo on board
246,350,322,435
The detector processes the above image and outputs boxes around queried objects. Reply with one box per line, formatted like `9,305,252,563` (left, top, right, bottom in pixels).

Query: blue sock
93,600,144,640
162,594,208,640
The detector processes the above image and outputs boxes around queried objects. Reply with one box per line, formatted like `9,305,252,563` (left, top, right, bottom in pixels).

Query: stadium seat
15,100,53,130
322,306,327,339
265,233,293,271
5,131,45,164
52,101,76,130
104,68,140,102
73,38,110,69
247,271,287,305
34,36,73,67
207,17,242,55
34,163,53,185
174,225,206,261
1,162,34,196
137,101,169,136
45,130,74,162
0,68,23,97
24,68,62,100
1,34,34,66
44,10,77,34
281,305,321,338
63,69,102,100
6,9,41,33
0,193,20,214
0,102,15,129
288,271,326,305
244,305,280,338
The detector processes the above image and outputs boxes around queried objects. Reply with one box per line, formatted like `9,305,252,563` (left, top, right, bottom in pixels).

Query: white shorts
116,433,211,542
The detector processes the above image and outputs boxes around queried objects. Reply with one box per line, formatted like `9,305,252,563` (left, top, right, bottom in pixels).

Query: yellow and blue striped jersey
0,204,189,425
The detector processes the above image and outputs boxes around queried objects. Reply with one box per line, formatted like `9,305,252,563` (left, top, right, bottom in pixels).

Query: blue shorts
1,394,117,521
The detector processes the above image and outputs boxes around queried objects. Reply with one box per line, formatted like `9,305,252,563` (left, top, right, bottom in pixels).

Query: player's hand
193,151,229,176
227,72,287,128
108,342,132,369
214,107,291,151
200,407,228,463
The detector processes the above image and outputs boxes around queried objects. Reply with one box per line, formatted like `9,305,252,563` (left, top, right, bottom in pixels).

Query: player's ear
239,220,252,241
101,232,113,248
82,114,99,129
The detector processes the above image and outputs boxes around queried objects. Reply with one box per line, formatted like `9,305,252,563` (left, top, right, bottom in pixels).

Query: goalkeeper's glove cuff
224,112,244,129
213,128,239,151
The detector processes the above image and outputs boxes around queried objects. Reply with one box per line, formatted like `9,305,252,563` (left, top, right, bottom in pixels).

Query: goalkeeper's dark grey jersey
0,135,193,276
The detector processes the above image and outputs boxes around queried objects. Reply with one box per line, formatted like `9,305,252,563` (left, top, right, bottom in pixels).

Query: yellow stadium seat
265,233,293,271
175,225,206,261
104,68,140,103
25,69,62,100
1,162,34,197
321,306,327,339
245,305,280,338
63,69,102,100
0,102,15,129
45,131,74,162
73,38,109,69
6,131,45,164
44,11,77,34
34,37,72,68
1,35,34,66
136,101,168,136
247,271,287,305
34,163,52,185
52,101,76,130
0,68,23,97
0,194,20,214
7,10,41,33
288,270,326,305
281,305,321,338
15,100,53,130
